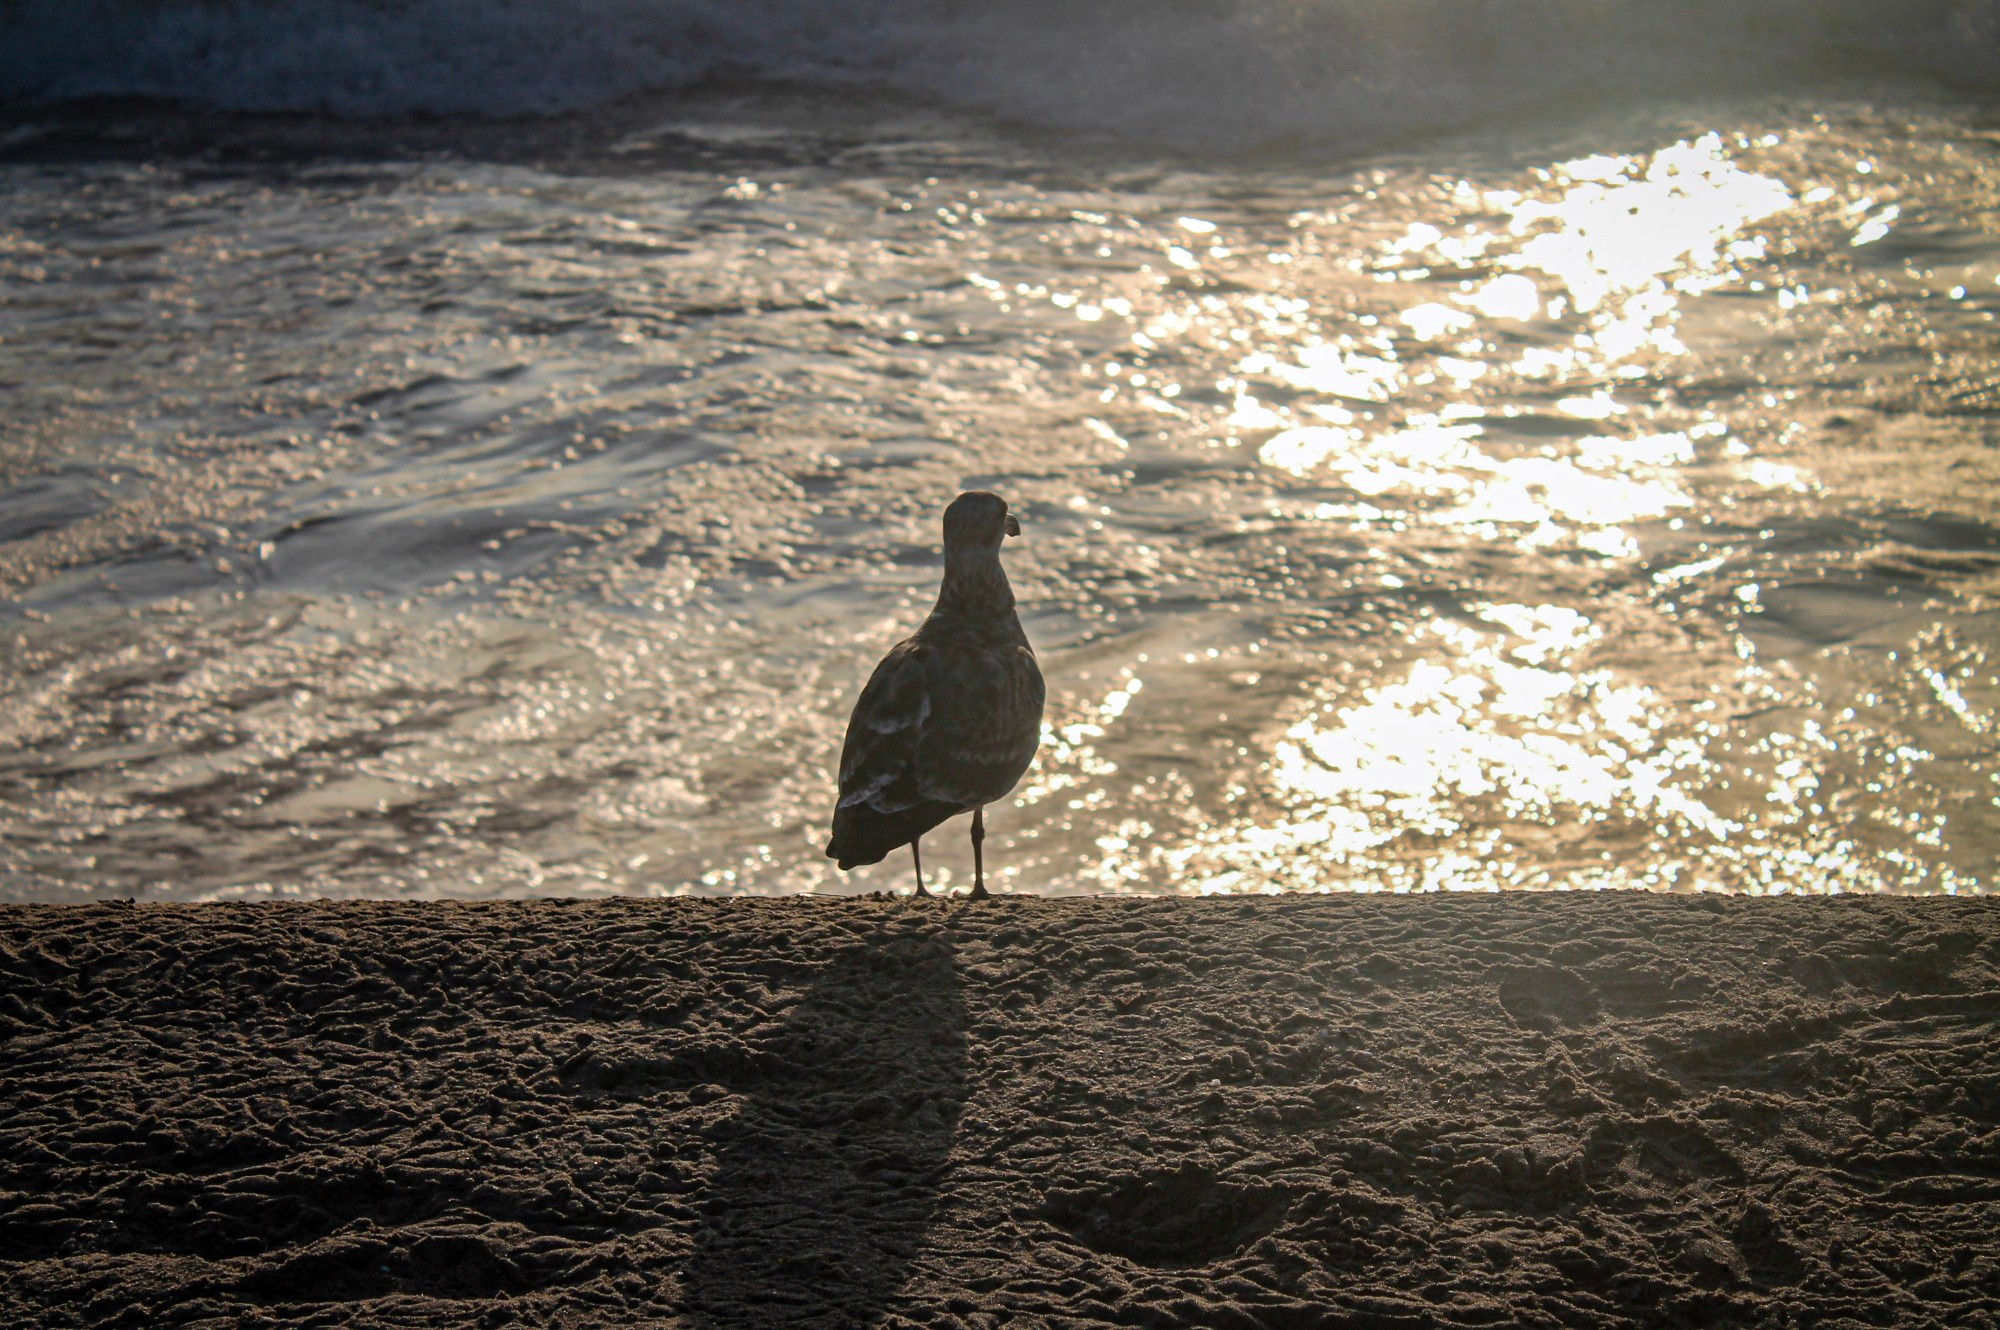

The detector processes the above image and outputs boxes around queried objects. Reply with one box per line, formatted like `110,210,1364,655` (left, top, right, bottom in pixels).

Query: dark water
3,6,1999,899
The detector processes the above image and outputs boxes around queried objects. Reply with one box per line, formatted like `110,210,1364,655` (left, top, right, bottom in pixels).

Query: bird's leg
910,839,931,898
969,806,990,900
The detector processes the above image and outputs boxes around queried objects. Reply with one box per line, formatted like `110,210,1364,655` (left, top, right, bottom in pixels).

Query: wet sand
3,893,1997,1328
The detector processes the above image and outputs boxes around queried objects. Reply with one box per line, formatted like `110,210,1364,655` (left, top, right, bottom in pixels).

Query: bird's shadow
678,929,966,1328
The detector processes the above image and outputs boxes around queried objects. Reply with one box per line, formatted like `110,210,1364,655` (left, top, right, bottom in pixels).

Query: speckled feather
827,493,1045,871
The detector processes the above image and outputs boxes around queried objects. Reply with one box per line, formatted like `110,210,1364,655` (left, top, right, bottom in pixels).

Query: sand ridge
2,893,1997,1328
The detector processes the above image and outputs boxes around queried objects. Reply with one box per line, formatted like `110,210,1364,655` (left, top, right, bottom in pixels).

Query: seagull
826,491,1045,898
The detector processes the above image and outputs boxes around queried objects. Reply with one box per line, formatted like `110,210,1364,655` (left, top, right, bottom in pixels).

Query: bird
826,491,1045,899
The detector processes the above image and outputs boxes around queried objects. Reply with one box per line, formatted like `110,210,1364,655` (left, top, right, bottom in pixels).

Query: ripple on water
1,94,1997,898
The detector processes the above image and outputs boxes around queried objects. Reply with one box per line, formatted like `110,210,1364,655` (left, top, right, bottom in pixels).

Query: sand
2,893,1997,1329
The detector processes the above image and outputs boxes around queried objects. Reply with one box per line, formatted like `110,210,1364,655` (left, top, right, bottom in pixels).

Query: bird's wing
835,639,933,812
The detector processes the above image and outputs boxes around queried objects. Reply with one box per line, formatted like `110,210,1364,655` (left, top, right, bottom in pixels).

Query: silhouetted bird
827,491,1045,898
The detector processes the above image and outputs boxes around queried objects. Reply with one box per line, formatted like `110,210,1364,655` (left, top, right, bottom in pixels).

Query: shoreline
5,893,1998,1327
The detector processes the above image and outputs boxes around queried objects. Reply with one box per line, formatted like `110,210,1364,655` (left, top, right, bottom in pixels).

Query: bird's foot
967,883,991,901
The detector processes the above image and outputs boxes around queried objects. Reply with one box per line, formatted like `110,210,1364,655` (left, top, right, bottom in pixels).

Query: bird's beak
1004,514,1021,538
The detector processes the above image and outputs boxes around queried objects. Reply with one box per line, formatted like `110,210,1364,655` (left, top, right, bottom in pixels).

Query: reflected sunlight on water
4,96,1998,899
1142,136,1811,892
1001,121,1995,897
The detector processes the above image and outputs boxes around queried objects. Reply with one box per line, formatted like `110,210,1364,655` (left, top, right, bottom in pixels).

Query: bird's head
942,490,1019,549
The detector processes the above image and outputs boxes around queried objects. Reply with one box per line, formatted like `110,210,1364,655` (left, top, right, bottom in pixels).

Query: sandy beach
3,893,1997,1328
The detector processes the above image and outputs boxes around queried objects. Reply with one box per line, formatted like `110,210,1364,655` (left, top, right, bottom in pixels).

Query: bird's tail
825,800,962,870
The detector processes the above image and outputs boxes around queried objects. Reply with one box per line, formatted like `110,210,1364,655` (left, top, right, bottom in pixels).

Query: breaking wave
5,0,2000,148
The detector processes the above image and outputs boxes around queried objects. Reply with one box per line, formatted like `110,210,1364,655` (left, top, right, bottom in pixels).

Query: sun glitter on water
1020,129,1993,897
4,101,1997,900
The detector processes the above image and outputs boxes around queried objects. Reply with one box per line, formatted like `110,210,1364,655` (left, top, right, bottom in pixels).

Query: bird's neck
935,544,1015,618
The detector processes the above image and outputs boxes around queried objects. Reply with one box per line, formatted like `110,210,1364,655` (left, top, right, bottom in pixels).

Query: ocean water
3,2,1999,900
